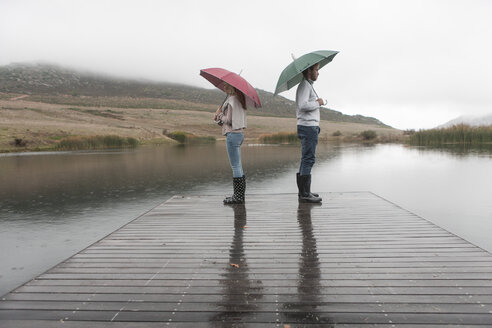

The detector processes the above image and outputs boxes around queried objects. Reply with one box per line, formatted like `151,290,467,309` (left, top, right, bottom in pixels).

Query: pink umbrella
200,68,262,108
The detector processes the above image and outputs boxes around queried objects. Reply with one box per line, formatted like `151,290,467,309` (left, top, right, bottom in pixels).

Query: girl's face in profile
224,84,235,95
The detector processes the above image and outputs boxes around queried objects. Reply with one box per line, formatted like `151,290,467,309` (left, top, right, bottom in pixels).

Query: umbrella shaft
311,85,319,98
220,95,229,109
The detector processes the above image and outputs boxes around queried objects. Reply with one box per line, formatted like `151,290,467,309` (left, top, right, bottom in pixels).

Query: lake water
1,143,492,296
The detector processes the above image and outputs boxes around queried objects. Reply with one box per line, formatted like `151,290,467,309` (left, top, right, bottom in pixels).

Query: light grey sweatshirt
221,95,247,135
296,78,320,126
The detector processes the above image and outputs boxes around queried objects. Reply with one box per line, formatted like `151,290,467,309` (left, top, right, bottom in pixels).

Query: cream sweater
221,95,247,135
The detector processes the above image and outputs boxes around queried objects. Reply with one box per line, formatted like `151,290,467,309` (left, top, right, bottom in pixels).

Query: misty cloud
1,0,491,129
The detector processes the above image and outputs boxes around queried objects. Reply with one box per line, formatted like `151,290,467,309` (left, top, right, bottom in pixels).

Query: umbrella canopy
200,68,262,108
274,50,339,95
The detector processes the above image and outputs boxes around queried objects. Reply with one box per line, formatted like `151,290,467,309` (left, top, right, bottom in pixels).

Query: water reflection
0,145,306,218
2,143,492,299
411,144,492,158
281,203,334,326
212,204,263,326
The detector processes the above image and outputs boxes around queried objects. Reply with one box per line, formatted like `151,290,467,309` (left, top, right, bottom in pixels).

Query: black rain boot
224,175,246,204
306,174,321,200
299,174,322,203
297,172,319,199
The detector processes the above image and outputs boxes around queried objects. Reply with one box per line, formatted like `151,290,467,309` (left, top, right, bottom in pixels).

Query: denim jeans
226,132,244,178
297,125,320,175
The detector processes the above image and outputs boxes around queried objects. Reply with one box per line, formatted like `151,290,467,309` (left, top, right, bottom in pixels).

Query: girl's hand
214,108,222,121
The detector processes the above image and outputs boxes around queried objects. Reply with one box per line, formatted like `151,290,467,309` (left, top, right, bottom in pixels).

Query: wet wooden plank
46,264,492,273
63,257,492,265
1,323,490,328
11,285,492,296
2,300,492,314
2,309,492,325
4,291,491,304
24,278,492,288
2,192,492,327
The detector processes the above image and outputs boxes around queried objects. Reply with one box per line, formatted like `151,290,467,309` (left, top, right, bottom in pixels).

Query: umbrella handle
311,85,328,107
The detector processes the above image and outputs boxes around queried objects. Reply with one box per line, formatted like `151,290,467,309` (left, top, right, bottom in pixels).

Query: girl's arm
221,103,232,125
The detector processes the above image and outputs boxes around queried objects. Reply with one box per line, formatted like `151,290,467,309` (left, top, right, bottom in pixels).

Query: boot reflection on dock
212,204,263,325
282,203,333,326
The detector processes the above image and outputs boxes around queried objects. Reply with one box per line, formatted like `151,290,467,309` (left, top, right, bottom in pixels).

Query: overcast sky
1,0,491,129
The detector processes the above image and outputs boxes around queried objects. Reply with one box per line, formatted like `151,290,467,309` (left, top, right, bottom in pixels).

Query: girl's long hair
234,87,247,110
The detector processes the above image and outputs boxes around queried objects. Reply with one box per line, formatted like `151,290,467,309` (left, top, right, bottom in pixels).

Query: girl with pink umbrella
200,68,262,204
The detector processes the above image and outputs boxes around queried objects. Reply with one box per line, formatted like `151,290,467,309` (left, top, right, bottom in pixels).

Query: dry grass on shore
0,93,403,152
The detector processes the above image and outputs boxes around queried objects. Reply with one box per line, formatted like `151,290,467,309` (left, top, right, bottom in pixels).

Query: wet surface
2,143,492,302
1,193,492,327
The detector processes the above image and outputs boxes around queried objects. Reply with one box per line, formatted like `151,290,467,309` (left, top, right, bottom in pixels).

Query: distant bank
0,93,404,152
0,63,403,152
410,124,492,146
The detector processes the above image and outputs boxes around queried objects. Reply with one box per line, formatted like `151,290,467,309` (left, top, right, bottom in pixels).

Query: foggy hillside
0,63,389,127
437,114,492,128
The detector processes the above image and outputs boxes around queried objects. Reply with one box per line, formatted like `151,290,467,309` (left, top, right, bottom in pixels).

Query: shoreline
0,137,406,154
0,94,403,153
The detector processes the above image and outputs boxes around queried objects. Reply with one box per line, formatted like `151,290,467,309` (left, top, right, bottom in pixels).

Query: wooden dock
1,192,492,327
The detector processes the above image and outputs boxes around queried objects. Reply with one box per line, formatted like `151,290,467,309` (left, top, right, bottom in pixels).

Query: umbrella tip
291,53,296,61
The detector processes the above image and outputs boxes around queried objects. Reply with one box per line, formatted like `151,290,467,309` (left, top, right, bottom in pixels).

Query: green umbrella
274,50,339,95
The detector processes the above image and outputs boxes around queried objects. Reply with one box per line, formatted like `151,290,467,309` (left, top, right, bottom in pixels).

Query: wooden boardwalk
1,192,492,327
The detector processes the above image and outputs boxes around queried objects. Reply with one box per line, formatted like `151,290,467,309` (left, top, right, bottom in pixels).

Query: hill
437,114,492,128
0,63,388,127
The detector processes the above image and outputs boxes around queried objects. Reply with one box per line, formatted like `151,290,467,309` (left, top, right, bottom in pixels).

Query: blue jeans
297,125,320,176
226,132,244,178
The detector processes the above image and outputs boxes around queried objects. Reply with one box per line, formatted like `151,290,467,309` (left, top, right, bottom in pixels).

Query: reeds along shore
410,124,492,146
55,135,138,150
258,130,399,144
258,132,299,144
165,131,216,144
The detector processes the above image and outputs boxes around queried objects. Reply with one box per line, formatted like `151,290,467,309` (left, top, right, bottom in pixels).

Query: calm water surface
1,143,492,296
